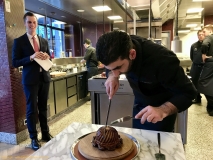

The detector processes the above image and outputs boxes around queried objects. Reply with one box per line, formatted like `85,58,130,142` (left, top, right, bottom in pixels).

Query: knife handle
157,133,161,150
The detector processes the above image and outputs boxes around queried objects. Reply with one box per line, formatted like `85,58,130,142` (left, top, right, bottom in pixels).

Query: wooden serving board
50,72,66,77
77,132,135,160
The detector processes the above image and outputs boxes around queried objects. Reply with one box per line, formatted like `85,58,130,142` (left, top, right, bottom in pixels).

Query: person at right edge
199,24,213,116
189,30,205,104
96,31,197,132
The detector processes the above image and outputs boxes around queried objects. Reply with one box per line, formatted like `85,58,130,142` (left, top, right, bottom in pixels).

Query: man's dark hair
96,31,132,66
84,39,91,45
23,12,37,22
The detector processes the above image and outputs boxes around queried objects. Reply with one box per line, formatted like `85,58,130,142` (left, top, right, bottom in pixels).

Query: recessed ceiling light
77,10,84,12
113,27,119,30
186,24,197,27
187,8,204,13
34,13,44,19
53,21,66,24
61,16,66,18
92,6,111,12
107,16,122,20
193,0,213,1
194,27,202,30
178,30,190,33
114,19,123,23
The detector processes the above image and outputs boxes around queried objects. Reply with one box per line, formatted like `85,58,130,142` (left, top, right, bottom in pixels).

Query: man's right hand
30,52,46,60
105,73,119,99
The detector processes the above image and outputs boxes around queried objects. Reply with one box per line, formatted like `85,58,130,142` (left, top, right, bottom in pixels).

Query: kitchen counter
26,122,186,160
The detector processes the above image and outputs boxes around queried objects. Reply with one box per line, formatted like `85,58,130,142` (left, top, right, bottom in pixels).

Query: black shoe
207,108,213,116
41,133,53,142
192,99,201,104
31,139,40,151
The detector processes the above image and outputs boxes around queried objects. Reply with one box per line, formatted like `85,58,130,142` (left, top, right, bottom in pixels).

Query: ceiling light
187,8,204,13
61,16,66,18
107,16,122,20
178,30,190,33
34,13,44,19
194,27,202,30
113,27,119,30
186,24,197,27
92,6,111,12
114,19,123,23
193,0,213,1
77,10,84,12
53,21,66,24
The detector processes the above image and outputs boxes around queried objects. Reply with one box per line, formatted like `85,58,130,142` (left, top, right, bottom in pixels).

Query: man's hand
105,72,119,99
202,54,212,62
80,59,85,63
135,106,166,124
135,102,178,124
30,51,49,60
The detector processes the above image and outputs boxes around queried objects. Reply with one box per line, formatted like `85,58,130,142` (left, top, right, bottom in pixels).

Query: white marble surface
26,122,185,160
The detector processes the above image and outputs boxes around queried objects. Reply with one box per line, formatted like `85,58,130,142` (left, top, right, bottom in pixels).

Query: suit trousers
23,73,50,139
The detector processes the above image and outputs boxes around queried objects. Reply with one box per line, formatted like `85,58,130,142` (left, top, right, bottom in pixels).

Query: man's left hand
43,52,50,60
135,106,167,124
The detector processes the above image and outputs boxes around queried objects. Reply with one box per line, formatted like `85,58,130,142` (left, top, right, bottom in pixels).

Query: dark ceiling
25,0,132,26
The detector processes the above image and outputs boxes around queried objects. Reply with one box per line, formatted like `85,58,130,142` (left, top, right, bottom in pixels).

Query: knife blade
111,115,138,125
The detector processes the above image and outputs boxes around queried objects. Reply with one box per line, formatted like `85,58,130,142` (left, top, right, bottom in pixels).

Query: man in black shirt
81,39,98,79
96,31,196,132
190,30,205,103
198,24,213,116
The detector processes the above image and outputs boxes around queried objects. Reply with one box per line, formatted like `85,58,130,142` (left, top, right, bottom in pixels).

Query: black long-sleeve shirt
83,46,98,68
190,41,203,64
125,35,197,112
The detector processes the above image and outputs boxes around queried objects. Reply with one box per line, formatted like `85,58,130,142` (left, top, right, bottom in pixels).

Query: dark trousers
87,67,98,79
23,74,50,139
190,63,203,100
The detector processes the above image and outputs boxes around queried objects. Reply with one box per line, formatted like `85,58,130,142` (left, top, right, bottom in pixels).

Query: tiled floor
0,96,213,160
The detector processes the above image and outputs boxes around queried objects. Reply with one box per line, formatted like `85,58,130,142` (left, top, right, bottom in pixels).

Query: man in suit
12,12,52,150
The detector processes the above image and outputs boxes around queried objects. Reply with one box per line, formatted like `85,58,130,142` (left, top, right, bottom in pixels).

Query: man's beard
121,59,133,74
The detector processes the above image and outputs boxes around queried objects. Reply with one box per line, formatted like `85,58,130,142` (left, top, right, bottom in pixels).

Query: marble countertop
26,122,186,160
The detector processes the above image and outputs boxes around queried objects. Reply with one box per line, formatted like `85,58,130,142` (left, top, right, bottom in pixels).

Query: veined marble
26,122,185,160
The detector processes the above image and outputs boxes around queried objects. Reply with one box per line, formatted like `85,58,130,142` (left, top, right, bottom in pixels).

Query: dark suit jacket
12,33,51,85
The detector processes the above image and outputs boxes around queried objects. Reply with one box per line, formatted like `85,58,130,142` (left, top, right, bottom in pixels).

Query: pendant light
171,0,182,53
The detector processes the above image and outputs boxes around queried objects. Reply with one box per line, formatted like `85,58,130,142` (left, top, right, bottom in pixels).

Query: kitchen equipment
70,132,141,160
155,133,166,160
111,115,137,125
50,71,67,77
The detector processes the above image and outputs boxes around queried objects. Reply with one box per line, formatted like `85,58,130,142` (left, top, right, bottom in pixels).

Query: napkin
34,58,53,71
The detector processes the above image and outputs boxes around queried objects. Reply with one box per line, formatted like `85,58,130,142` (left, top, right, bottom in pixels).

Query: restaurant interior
0,0,213,159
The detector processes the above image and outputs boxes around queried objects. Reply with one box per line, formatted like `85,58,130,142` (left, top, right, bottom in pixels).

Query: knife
111,115,138,125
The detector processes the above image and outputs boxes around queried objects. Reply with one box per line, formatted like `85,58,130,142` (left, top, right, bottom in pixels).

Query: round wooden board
77,132,134,160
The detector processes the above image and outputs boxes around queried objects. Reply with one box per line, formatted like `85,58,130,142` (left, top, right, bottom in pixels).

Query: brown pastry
92,126,123,151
